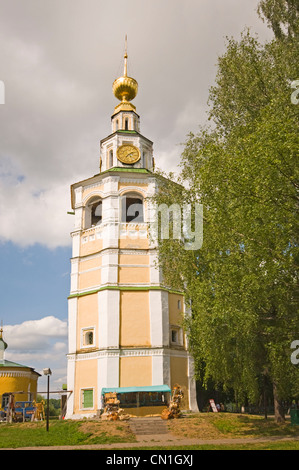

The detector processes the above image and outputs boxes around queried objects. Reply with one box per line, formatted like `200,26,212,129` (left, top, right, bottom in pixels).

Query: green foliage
36,394,61,417
153,0,299,413
257,0,299,39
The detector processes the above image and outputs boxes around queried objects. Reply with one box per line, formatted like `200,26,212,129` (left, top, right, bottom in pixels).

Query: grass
0,413,298,449
167,412,299,440
0,419,136,448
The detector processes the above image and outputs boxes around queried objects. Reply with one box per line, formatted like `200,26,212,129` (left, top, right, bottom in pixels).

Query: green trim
0,360,41,376
68,285,183,299
99,167,152,176
116,130,138,134
0,360,30,368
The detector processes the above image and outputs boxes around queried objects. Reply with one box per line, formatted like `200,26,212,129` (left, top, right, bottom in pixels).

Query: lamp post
43,368,52,431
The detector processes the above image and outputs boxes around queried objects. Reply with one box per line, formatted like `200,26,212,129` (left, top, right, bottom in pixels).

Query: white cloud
3,316,68,390
0,175,74,248
4,316,67,349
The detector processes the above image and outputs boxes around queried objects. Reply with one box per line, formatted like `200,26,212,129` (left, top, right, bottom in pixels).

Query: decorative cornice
67,347,190,362
0,370,38,379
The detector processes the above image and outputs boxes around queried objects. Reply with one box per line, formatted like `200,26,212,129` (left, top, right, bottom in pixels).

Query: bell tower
66,39,198,418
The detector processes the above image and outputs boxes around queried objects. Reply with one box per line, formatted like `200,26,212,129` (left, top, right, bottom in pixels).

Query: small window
85,331,93,345
178,299,182,310
171,329,178,343
81,389,93,409
82,328,95,347
170,327,183,346
125,118,129,130
109,150,113,168
1,393,9,409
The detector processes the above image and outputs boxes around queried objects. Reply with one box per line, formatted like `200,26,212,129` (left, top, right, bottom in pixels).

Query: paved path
2,435,299,450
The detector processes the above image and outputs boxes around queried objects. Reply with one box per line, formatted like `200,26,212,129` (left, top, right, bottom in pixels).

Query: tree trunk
273,382,285,423
263,376,268,420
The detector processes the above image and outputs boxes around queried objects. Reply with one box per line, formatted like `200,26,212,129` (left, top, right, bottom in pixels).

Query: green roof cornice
68,285,184,299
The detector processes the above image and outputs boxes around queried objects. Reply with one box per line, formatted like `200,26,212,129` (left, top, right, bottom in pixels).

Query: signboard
209,399,218,412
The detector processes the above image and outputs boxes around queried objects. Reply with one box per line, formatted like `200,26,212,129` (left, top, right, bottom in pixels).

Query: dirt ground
79,419,136,442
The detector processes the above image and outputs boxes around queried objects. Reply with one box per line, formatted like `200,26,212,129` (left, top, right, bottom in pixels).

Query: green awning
101,385,171,395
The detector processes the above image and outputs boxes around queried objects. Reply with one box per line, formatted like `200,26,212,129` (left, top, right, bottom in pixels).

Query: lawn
0,413,298,449
167,412,299,440
0,419,136,448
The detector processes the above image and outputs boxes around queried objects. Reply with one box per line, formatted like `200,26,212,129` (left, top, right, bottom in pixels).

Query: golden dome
113,75,138,102
112,36,138,105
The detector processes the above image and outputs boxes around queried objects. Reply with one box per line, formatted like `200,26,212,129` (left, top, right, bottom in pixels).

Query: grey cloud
0,0,273,248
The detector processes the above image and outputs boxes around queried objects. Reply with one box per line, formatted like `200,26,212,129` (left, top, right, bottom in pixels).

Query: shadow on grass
212,414,299,438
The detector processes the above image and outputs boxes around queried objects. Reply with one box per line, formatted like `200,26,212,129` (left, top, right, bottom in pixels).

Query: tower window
91,201,102,226
109,149,113,168
85,197,102,229
171,329,178,343
85,331,93,345
82,328,95,348
125,118,129,130
122,194,144,223
170,327,182,346
91,201,102,225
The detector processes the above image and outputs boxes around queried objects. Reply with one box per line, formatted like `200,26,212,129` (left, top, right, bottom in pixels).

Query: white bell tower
66,39,198,419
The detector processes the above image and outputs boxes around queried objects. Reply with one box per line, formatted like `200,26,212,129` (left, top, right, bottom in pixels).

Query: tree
153,1,299,422
257,0,298,40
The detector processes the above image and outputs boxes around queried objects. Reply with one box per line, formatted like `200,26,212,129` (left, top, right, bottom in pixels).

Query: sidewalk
3,435,299,450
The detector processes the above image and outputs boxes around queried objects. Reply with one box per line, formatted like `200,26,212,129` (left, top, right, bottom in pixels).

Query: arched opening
122,193,144,223
85,197,102,228
91,200,102,226
109,149,113,168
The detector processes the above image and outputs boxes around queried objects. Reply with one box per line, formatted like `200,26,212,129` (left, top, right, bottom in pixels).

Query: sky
0,0,273,392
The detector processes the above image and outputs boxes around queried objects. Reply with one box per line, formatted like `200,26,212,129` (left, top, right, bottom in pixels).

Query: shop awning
101,385,171,395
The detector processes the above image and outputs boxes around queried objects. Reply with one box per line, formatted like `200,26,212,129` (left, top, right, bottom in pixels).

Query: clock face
117,144,140,164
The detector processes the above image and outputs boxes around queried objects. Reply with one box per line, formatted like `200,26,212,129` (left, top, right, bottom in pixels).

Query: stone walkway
3,435,299,451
